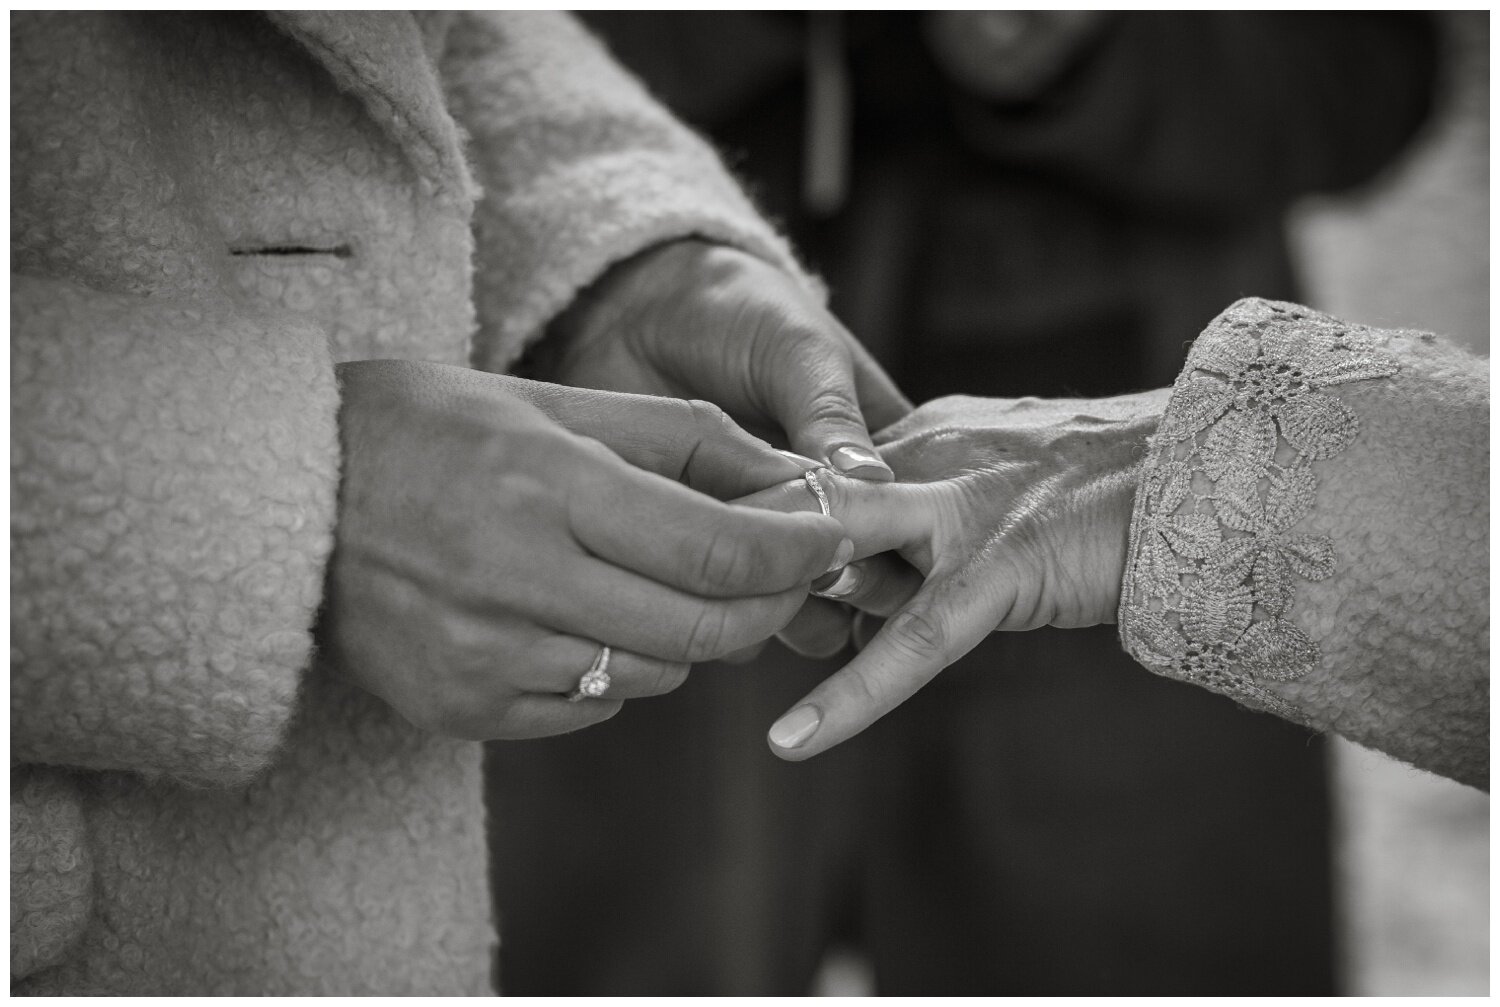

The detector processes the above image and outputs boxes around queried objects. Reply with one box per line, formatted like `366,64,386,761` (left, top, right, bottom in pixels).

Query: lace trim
1119,298,1399,719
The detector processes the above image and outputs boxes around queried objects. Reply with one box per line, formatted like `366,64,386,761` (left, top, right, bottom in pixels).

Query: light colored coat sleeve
439,11,816,373
1118,298,1488,789
10,277,341,787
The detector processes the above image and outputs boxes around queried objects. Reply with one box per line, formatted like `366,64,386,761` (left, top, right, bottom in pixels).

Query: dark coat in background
487,13,1439,994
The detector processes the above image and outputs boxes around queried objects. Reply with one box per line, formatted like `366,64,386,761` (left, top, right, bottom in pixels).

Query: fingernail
812,565,860,599
828,538,854,573
830,445,893,481
769,705,821,749
778,449,822,470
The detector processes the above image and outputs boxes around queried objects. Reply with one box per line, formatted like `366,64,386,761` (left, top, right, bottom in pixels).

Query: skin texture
531,237,915,661
737,390,1171,759
322,360,849,741
530,238,912,477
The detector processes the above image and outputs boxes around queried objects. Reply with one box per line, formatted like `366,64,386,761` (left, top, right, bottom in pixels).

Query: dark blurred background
486,12,1488,995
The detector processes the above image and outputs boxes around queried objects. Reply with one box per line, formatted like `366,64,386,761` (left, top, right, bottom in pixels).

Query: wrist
532,237,728,382
1084,389,1168,625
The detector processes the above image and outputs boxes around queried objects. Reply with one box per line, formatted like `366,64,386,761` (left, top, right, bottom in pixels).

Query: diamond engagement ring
566,646,612,702
803,469,832,518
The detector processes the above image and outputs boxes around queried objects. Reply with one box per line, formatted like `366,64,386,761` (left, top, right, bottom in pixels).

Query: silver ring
803,469,832,518
566,645,612,702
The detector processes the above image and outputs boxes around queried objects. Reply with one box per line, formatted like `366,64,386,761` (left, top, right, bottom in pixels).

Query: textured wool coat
11,11,805,994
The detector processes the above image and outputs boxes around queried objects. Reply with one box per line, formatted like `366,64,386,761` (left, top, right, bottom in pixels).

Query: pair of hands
321,239,1157,757
322,240,903,740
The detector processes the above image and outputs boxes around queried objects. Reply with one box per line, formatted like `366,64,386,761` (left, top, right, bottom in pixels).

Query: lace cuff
1118,298,1399,720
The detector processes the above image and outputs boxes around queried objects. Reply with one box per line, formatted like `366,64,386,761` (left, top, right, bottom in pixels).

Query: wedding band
566,646,612,702
803,469,832,518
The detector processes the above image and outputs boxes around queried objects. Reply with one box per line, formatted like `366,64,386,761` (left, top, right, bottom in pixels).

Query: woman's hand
736,390,1170,759
528,239,912,480
323,360,850,741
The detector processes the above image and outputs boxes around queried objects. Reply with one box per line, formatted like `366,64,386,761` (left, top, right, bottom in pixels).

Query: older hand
323,361,850,741
737,390,1170,759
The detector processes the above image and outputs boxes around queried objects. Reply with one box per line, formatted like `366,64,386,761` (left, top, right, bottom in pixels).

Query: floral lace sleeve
1119,298,1400,721
1119,297,1487,788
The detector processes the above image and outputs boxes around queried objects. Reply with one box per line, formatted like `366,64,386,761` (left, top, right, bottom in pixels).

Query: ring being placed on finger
566,645,612,702
803,469,832,518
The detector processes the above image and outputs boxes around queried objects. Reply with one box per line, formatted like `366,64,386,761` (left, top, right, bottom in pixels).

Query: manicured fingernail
830,445,893,481
812,565,860,599
778,449,822,470
769,705,821,749
828,538,854,573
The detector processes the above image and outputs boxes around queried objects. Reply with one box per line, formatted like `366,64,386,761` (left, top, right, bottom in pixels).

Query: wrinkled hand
322,360,850,741
737,390,1170,759
530,239,911,479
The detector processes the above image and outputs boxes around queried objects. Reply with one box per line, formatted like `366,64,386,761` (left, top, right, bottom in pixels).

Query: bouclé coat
11,11,804,994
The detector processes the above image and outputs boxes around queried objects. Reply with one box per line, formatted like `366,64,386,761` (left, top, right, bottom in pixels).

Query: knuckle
686,397,731,434
845,668,884,708
691,527,760,594
804,389,865,428
887,605,951,662
437,616,525,687
682,603,730,662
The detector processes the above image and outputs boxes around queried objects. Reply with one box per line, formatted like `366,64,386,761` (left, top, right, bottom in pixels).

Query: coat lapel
267,11,474,203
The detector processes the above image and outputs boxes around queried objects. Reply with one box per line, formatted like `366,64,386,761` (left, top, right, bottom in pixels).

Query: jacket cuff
441,11,817,374
1117,298,1400,722
469,143,814,374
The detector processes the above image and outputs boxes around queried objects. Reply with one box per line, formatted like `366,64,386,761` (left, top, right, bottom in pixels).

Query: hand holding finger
733,467,935,569
330,360,859,745
811,552,924,618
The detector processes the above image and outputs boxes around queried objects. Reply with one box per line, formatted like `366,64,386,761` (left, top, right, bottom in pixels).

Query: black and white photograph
9,10,1489,997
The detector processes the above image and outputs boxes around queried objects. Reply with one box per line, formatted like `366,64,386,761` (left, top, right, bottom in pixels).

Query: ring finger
517,629,692,701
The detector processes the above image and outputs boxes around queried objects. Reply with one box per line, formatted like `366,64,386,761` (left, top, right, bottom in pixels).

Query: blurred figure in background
488,13,1438,994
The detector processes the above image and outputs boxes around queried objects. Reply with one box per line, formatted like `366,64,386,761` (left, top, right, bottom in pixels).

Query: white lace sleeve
1118,298,1399,721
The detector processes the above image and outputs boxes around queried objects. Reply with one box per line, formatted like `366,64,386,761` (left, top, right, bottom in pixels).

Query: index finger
762,324,895,482
570,453,850,598
764,567,1008,760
